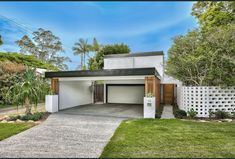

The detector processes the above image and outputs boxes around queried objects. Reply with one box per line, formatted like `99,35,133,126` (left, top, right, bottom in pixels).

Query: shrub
208,109,215,118
231,112,235,119
174,109,187,119
8,115,21,121
187,108,197,118
214,110,229,119
20,112,45,121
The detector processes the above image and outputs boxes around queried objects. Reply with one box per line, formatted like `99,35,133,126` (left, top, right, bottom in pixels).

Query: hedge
0,52,59,71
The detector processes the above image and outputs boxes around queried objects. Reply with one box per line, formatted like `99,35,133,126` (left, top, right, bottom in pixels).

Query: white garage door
107,85,144,104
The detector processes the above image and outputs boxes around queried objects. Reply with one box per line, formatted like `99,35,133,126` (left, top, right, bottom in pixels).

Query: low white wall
177,86,235,117
59,81,92,110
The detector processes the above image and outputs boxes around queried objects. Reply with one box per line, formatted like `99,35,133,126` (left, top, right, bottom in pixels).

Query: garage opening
106,84,145,104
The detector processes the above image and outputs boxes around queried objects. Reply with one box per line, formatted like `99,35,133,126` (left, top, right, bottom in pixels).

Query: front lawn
0,123,34,141
101,119,235,158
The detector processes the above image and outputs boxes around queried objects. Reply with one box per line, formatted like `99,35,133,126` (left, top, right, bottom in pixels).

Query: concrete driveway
0,104,141,158
61,103,143,118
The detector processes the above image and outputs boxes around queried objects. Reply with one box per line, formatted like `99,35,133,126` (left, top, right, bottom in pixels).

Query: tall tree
192,1,235,31
166,25,235,86
88,38,102,70
72,38,91,70
88,44,130,70
16,28,70,70
0,35,3,46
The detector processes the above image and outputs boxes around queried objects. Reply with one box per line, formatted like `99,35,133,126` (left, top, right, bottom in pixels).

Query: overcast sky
0,2,198,70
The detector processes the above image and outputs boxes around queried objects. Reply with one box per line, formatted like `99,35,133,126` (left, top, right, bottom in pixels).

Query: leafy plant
174,109,187,119
8,112,45,121
20,112,45,121
214,110,230,119
8,115,21,121
208,109,215,118
0,52,58,70
6,68,50,114
187,108,197,118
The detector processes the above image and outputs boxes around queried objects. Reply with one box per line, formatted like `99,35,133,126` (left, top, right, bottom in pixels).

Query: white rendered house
45,51,180,117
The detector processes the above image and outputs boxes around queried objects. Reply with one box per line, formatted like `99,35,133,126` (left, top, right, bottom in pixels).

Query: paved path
0,113,123,158
161,105,175,119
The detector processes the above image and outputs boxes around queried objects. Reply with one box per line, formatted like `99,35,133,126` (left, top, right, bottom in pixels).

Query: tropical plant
5,68,50,114
16,28,70,70
187,108,197,118
0,61,25,104
73,38,92,70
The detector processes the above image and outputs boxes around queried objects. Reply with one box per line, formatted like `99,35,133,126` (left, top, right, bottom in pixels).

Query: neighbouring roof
104,51,164,58
45,67,160,78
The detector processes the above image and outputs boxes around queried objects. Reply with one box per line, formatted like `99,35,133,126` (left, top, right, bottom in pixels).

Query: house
45,51,180,117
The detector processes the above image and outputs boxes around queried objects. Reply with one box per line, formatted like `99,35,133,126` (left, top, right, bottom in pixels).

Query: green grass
0,123,34,141
101,119,235,158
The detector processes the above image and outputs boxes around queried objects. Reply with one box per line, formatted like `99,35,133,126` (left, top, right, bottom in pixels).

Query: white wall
59,81,92,110
177,86,235,117
107,85,144,104
104,55,164,76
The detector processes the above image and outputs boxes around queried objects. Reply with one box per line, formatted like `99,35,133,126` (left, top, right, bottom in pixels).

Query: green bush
231,112,235,119
20,112,45,121
174,109,187,119
8,115,21,121
187,108,197,118
214,110,230,119
8,112,45,121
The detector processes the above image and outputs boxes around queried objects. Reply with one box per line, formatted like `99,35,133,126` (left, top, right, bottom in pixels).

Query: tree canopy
166,1,235,86
16,28,70,70
0,52,59,71
88,44,130,70
192,1,235,31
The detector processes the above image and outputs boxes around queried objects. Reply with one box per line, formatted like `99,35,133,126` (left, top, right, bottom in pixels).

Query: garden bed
0,112,50,124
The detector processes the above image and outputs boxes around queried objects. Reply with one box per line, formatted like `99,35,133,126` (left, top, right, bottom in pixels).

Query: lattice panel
177,86,235,117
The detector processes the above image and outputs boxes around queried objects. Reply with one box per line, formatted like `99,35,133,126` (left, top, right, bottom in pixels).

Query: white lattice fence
177,86,235,117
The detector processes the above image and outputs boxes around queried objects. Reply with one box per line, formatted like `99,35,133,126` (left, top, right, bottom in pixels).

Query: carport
45,68,161,118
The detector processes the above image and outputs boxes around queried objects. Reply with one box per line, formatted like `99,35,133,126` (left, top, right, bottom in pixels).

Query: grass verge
101,119,235,158
0,123,34,141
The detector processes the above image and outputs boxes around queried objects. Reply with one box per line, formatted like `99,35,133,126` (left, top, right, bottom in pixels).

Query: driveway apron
0,113,124,158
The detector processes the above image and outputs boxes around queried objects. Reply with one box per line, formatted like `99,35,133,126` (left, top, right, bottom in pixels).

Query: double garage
58,80,145,110
45,68,161,117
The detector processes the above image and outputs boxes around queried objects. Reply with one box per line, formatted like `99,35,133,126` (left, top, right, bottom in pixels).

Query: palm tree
6,68,49,115
72,38,91,70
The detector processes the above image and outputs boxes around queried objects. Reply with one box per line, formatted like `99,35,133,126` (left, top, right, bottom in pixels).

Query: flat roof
45,67,160,78
104,51,163,58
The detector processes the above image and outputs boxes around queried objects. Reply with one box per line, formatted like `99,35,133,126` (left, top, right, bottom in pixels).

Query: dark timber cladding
45,67,160,78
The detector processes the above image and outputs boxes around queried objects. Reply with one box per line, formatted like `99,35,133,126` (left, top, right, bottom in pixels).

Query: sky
0,2,198,70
